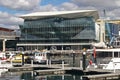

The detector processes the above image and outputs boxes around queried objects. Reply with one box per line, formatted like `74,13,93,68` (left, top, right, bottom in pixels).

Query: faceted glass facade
20,16,97,44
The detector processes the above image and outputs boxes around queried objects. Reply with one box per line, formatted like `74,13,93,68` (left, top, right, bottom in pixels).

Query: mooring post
82,51,86,70
62,60,64,69
80,60,83,69
46,59,49,65
72,51,75,67
31,60,33,67
22,52,24,66
49,59,51,67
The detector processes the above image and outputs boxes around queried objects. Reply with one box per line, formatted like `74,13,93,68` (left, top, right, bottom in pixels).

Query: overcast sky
0,0,120,29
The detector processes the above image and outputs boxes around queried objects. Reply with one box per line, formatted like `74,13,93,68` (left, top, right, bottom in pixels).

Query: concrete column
3,39,7,52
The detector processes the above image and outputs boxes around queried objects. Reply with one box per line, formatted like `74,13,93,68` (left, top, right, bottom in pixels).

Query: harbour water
0,71,83,80
0,55,84,80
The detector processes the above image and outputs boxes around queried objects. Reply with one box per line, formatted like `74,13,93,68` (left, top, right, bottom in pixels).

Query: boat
0,60,13,72
95,48,120,70
0,52,7,61
103,58,120,70
33,50,66,64
33,51,48,64
0,52,14,71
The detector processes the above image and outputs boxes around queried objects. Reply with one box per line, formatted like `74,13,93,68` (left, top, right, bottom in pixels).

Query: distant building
0,27,20,51
97,19,120,48
18,10,101,50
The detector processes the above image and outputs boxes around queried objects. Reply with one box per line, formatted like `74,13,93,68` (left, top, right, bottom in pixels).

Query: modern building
18,10,100,51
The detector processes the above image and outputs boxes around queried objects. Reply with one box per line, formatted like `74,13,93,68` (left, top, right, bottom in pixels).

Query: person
89,59,93,65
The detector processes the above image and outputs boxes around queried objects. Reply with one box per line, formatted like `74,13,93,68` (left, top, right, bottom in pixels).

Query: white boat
0,60,13,71
33,51,48,64
103,58,120,70
96,48,120,70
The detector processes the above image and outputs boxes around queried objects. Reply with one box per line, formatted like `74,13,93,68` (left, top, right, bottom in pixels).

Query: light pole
82,51,86,70
3,39,7,52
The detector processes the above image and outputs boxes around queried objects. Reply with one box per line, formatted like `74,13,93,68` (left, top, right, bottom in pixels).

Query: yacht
96,48,120,70
103,58,120,70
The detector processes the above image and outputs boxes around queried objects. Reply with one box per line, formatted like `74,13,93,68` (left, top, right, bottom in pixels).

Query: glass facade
19,16,99,50
20,17,97,42
105,23,119,42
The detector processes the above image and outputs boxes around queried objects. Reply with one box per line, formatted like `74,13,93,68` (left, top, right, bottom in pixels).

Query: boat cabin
33,51,48,63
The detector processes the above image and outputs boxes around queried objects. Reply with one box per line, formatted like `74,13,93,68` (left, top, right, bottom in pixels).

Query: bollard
62,61,64,69
22,52,24,66
46,59,48,66
49,59,51,67
31,71,34,78
73,53,75,67
31,60,33,67
80,60,83,69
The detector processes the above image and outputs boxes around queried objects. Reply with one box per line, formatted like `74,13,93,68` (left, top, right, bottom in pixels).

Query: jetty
82,73,120,80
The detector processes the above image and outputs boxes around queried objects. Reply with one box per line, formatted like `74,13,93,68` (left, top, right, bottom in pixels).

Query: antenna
103,9,106,19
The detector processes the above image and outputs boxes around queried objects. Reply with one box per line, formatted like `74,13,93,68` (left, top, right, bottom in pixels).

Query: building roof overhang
0,27,14,32
20,10,99,20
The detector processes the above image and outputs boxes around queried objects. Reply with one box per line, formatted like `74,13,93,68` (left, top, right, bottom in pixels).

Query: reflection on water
35,75,82,80
0,71,83,80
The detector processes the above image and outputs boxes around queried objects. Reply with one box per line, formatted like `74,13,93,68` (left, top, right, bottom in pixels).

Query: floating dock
82,73,120,80
7,64,120,80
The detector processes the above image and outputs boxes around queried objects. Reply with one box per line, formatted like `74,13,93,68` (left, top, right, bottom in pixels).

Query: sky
0,0,120,29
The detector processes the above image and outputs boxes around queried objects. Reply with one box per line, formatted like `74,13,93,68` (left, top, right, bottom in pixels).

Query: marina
0,48,120,80
2,63,120,80
0,7,120,80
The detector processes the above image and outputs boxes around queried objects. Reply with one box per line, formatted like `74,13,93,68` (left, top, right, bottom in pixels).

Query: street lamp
3,39,7,52
83,51,86,70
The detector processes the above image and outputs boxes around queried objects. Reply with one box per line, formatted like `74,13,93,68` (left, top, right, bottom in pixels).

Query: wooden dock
8,64,68,72
82,73,120,80
34,68,70,75
8,64,120,80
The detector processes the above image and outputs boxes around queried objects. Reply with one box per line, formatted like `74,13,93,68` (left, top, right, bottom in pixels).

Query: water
0,71,83,80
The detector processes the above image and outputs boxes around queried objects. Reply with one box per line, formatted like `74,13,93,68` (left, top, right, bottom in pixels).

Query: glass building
18,10,100,50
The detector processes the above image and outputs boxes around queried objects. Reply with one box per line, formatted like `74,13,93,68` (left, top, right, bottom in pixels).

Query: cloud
71,0,120,10
32,4,58,12
0,0,120,30
0,11,24,29
68,0,120,19
0,0,40,10
60,2,80,10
